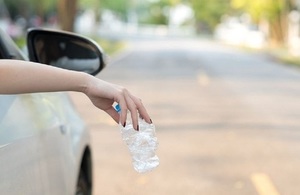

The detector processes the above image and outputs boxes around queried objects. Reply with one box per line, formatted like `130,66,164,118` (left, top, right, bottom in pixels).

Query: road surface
70,37,300,195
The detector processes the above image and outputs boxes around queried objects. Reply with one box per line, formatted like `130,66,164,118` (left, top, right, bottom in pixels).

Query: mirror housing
27,28,105,75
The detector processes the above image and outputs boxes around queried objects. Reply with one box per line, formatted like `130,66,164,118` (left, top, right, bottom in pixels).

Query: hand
84,76,151,130
0,59,151,130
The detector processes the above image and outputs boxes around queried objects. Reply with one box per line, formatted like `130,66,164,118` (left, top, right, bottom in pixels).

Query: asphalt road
70,38,300,195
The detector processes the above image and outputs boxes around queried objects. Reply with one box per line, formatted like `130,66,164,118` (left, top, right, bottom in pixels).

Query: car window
0,29,27,60
0,31,6,59
0,47,4,59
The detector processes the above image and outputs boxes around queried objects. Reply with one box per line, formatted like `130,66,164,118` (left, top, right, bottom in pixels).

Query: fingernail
123,122,126,127
150,119,153,124
136,125,139,131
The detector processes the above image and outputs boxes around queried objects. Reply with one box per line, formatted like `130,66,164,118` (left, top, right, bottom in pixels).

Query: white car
0,28,106,195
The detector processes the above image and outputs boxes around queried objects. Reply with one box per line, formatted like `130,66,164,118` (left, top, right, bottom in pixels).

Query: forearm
0,59,91,94
0,60,152,127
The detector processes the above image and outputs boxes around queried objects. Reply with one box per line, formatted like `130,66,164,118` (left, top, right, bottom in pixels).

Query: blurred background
3,0,300,195
2,0,300,53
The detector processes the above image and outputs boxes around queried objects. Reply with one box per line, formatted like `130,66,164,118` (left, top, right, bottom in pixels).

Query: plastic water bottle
115,104,159,173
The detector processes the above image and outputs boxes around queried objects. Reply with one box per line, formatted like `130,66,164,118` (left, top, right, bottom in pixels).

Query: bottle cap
115,104,121,113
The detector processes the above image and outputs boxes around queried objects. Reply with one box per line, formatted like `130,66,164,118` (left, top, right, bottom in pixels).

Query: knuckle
116,87,126,98
135,99,143,107
120,87,128,94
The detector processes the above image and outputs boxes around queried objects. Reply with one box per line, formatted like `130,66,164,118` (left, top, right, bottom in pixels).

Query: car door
0,29,72,194
0,93,71,194
0,28,102,194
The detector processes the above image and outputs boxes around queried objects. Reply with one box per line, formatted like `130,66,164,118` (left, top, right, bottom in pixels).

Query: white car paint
0,91,91,194
0,29,93,194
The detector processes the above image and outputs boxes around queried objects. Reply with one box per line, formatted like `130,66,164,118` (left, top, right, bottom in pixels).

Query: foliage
141,0,170,25
231,0,288,23
189,0,231,33
231,0,292,46
4,0,57,20
100,0,128,20
79,0,98,8
4,0,77,31
141,0,188,25
6,0,293,47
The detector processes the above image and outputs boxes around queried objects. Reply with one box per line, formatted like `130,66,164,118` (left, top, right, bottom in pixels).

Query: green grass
268,48,300,67
276,54,300,67
231,43,300,68
13,37,26,48
94,38,126,55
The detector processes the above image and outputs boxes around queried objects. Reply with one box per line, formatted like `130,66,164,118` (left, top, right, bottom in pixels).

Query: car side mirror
27,28,105,75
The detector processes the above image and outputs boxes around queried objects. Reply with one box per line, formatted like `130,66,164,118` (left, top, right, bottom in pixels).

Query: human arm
0,59,151,130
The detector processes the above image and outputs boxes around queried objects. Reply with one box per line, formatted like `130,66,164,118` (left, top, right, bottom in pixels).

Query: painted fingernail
150,119,153,124
136,125,139,131
123,122,126,127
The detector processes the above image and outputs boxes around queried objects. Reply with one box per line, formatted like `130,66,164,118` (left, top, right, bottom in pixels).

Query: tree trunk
268,6,289,47
57,0,77,31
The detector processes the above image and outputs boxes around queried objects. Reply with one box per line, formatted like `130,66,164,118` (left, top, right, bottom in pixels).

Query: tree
189,0,231,33
4,0,56,24
140,0,185,25
57,0,78,31
142,0,170,25
80,0,100,23
231,0,293,47
100,0,128,21
4,0,79,32
30,0,57,19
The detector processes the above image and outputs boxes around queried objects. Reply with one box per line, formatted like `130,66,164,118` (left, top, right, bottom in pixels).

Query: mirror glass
33,34,101,75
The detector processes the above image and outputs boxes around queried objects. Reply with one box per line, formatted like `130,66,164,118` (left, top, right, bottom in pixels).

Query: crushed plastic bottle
115,104,159,173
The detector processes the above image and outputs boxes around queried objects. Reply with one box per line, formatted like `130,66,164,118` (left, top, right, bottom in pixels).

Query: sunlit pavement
70,37,300,195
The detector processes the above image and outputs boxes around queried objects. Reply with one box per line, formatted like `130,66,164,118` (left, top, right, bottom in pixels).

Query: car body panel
0,92,90,194
0,27,94,194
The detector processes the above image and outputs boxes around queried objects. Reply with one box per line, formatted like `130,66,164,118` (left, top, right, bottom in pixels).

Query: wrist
76,72,94,94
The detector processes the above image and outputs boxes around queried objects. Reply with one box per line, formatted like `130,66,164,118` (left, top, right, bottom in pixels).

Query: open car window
0,29,27,60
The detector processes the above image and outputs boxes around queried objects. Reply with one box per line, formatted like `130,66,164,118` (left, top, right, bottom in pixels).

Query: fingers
105,106,120,124
85,77,150,129
124,91,139,130
115,88,151,131
130,95,152,124
117,98,128,127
